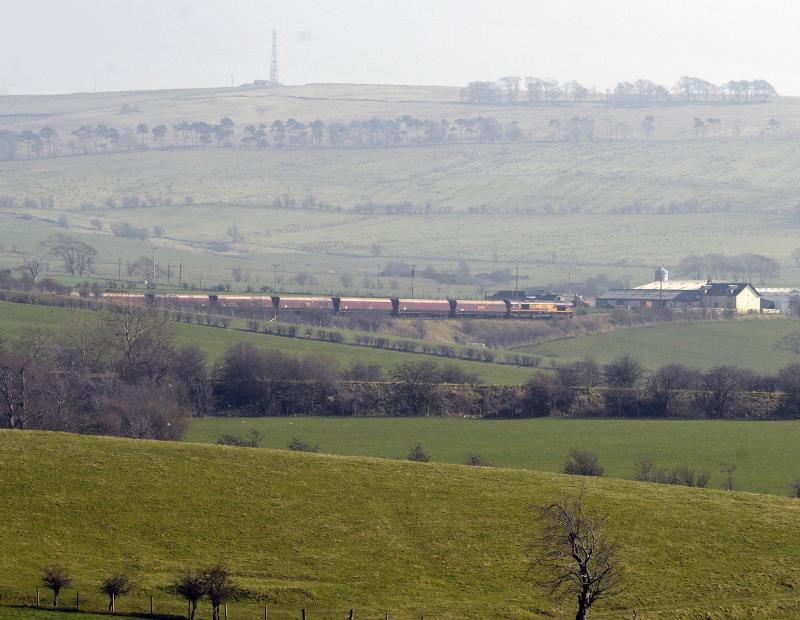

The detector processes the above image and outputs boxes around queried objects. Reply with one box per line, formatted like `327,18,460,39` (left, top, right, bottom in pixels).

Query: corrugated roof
597,289,686,301
635,280,707,290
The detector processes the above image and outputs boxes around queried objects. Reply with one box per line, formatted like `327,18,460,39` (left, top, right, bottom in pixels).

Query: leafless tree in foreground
529,493,622,620
42,565,72,607
204,565,239,620
99,572,131,612
171,568,205,620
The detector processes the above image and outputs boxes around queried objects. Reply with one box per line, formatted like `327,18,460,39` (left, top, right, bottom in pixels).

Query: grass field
1,430,800,619
520,317,800,372
0,300,533,384
184,417,800,496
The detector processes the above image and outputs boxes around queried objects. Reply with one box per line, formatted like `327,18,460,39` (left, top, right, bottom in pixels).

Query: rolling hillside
1,431,800,619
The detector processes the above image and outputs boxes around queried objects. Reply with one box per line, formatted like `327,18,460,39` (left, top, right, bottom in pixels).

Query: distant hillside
2,83,800,293
1,83,797,142
1,431,799,618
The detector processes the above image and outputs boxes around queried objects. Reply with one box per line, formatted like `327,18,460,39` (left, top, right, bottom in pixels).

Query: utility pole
377,262,381,295
270,30,279,85
514,265,519,297
151,247,156,289
273,264,280,291
411,264,416,297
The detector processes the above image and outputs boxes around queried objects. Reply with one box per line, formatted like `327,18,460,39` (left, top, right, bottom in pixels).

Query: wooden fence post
224,602,228,619
302,608,306,620
36,588,40,607
76,591,79,610
150,594,154,615
349,610,354,620
265,605,268,620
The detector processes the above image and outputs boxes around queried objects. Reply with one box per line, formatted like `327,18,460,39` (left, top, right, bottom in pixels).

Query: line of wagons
99,293,575,319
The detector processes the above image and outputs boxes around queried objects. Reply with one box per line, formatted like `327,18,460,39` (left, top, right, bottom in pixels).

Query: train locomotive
98,292,574,319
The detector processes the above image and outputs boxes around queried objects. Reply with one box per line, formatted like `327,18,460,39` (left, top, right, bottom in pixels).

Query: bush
407,444,430,462
464,453,492,466
288,438,319,453
217,430,261,448
112,221,149,240
635,455,709,488
562,449,605,476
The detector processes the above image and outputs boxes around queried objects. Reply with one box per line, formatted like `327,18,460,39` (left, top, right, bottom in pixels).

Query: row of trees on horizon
463,75,778,106
0,109,791,161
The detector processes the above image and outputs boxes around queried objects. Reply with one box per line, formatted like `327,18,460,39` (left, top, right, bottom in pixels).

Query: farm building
597,279,762,313
758,288,800,313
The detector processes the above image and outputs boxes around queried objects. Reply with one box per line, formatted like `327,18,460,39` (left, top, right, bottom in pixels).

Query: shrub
217,430,261,448
288,438,319,453
635,455,709,488
407,443,430,462
562,449,605,477
464,453,492,466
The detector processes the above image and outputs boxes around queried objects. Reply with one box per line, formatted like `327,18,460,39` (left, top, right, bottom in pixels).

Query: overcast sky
2,0,798,96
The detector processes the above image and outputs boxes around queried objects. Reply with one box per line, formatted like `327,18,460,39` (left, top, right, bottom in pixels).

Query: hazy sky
2,0,798,96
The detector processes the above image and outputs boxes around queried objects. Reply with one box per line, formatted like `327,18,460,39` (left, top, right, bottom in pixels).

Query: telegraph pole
273,264,280,291
270,31,279,85
411,264,416,297
151,247,156,289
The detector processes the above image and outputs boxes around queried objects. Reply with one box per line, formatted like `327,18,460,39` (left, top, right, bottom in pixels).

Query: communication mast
270,30,279,85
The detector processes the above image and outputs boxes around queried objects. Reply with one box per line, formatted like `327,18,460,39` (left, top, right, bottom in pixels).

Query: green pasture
1,431,800,618
184,416,800,496
521,318,800,372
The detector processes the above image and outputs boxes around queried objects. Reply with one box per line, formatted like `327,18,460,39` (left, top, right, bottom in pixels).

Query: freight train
97,292,574,319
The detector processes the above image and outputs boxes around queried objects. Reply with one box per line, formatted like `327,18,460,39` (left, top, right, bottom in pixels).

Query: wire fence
0,584,407,619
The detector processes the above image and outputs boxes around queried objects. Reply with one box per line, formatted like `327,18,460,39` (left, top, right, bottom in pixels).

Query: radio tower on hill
269,30,279,85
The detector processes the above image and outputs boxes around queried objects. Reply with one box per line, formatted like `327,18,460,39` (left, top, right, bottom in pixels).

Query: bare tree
204,565,239,620
99,573,132,612
721,463,737,491
97,305,173,382
42,234,96,276
20,256,44,290
42,565,72,607
603,355,644,389
171,569,205,620
640,116,655,140
529,493,622,620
